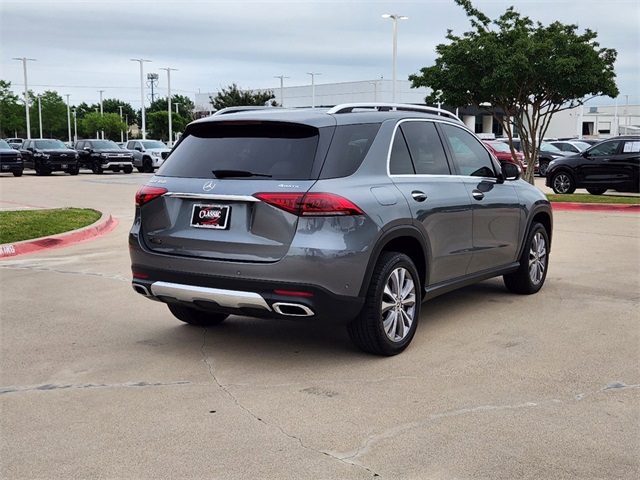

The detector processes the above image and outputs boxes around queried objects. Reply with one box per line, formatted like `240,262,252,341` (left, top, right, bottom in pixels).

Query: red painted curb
551,203,640,213
0,214,119,259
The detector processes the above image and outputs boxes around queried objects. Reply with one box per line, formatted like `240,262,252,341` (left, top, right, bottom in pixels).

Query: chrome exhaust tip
272,302,315,317
132,283,152,297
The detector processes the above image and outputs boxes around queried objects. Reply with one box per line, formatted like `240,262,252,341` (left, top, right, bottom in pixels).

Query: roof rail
326,103,464,124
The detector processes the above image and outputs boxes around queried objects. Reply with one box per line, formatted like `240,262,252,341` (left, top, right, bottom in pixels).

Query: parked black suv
546,136,640,194
75,139,134,174
0,139,24,176
20,139,79,175
130,103,553,356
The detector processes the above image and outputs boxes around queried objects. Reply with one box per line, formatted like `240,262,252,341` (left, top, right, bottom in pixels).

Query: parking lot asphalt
1,171,639,479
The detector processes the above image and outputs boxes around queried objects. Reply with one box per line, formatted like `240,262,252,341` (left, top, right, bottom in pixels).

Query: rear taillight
135,185,167,207
253,192,364,216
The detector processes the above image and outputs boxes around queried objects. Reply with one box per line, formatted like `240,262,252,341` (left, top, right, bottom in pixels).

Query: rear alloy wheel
168,304,228,327
347,252,421,356
504,222,549,294
586,188,607,195
551,172,576,194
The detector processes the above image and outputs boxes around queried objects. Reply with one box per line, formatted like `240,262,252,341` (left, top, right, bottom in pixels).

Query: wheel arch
358,226,428,299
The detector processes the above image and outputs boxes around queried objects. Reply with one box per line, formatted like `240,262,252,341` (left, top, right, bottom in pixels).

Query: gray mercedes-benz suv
130,103,552,355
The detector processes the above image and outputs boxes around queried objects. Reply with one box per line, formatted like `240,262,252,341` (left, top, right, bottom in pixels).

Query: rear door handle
411,190,427,202
472,190,485,201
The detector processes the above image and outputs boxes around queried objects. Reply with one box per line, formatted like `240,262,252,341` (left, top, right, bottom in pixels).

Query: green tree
0,80,25,137
29,90,68,139
101,98,136,126
146,111,189,142
409,0,618,184
148,94,195,118
209,83,277,110
79,112,127,141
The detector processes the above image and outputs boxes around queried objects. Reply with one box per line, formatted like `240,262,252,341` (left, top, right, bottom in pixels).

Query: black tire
92,160,103,174
538,161,550,177
68,167,79,176
504,222,549,295
12,170,23,177
168,304,228,327
35,160,44,176
136,167,145,173
123,167,133,174
551,171,576,194
142,158,153,173
586,188,607,195
347,252,421,356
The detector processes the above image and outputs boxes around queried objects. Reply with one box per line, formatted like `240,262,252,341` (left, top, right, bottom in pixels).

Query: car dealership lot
1,173,638,479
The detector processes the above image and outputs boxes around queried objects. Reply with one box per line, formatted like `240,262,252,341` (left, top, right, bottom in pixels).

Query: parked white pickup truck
126,140,171,173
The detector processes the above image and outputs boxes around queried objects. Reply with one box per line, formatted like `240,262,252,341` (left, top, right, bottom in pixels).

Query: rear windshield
158,122,319,179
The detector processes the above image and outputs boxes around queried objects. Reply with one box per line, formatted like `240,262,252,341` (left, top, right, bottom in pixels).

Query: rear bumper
130,266,364,324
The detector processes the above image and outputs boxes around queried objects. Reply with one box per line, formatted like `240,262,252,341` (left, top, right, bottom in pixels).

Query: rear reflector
254,192,363,216
135,186,168,207
273,289,314,297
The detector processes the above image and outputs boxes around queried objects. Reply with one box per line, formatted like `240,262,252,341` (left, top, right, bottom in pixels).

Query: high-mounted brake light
253,192,364,216
135,185,168,207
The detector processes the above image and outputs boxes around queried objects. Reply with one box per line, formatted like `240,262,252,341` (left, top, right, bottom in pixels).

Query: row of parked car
0,138,171,177
481,136,639,195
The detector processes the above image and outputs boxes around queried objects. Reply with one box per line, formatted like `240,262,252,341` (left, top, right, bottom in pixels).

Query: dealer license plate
190,204,230,229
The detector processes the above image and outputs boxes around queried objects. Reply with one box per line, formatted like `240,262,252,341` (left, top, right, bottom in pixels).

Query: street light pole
131,58,151,139
381,14,408,103
306,72,321,108
12,57,36,139
65,94,72,144
37,94,43,138
98,90,105,139
118,106,124,144
274,75,289,107
73,109,77,144
174,103,180,114
159,67,178,146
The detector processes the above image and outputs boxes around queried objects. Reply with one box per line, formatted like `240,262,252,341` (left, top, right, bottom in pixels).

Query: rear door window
158,122,319,180
399,121,451,175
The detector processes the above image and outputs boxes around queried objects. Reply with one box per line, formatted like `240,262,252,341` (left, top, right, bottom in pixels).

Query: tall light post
307,72,321,108
98,90,105,139
12,57,36,139
274,75,289,107
72,109,78,144
159,67,178,146
37,94,43,138
174,103,180,114
131,58,151,139
381,14,408,103
370,82,380,102
118,105,124,143
65,94,72,144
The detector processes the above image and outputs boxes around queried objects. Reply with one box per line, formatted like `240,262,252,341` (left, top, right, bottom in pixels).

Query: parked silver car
130,103,553,355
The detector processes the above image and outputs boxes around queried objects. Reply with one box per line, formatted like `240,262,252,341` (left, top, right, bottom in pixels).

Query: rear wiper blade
212,169,272,178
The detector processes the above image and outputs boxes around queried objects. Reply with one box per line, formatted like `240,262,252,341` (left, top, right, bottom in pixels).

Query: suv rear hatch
137,120,330,262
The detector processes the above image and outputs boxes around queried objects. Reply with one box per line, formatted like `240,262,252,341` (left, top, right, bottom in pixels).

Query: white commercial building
195,80,639,140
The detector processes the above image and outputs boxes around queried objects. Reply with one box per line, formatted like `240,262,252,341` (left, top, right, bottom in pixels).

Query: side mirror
501,161,521,181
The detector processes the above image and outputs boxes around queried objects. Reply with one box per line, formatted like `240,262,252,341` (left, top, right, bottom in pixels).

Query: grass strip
546,194,640,204
0,208,101,244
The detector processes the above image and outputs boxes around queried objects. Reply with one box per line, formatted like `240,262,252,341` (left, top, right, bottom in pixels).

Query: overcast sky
1,0,638,109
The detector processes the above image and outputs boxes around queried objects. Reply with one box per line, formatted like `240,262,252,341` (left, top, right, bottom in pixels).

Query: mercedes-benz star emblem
203,180,216,192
